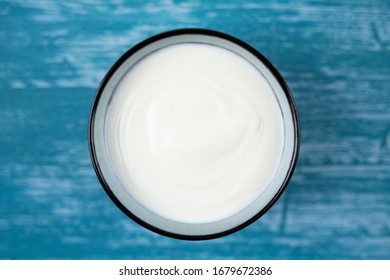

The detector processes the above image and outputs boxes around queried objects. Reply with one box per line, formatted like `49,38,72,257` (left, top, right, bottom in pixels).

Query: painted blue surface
0,0,389,259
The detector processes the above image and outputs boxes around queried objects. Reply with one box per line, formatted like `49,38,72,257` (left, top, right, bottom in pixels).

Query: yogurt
89,29,299,239
105,43,284,223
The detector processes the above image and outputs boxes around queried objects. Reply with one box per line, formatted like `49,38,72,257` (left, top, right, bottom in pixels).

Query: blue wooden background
1,0,389,259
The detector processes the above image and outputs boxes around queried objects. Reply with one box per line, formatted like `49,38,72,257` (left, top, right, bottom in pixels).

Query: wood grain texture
0,0,389,259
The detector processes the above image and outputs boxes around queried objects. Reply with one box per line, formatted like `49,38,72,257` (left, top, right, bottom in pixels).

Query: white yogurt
105,43,284,224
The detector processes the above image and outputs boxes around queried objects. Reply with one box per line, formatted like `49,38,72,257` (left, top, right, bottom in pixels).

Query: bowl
88,28,300,240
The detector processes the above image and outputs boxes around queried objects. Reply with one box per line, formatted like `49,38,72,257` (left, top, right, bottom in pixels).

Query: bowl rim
88,28,300,240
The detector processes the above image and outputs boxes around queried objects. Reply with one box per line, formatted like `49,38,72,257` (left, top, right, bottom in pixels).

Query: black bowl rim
88,28,300,241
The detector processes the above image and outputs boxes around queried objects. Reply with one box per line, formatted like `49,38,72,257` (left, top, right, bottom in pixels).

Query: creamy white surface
106,43,284,223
